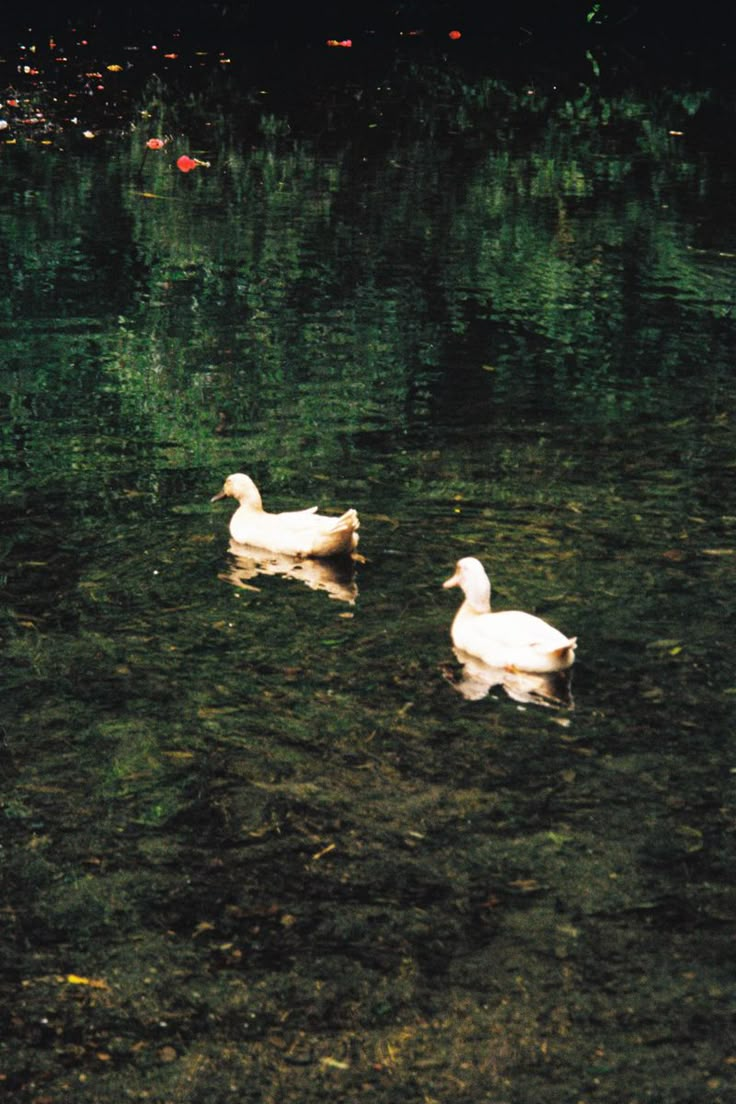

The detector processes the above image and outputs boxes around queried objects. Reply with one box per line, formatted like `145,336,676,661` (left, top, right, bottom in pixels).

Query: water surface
2,34,736,1103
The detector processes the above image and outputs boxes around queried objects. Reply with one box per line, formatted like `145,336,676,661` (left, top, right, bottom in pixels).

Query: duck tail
334,508,359,532
328,508,359,554
552,637,577,663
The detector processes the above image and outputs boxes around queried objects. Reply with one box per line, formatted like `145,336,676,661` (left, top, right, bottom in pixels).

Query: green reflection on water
1,55,736,1104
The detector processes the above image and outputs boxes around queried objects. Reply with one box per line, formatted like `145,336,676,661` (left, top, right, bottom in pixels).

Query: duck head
211,473,263,510
443,556,492,613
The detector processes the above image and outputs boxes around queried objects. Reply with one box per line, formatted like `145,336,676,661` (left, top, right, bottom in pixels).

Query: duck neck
464,580,491,614
237,486,263,511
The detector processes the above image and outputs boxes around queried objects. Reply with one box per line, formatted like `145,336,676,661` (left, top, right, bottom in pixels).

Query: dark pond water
1,24,736,1104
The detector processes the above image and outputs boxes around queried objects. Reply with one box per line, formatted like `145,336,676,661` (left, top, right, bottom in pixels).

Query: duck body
211,473,359,559
444,557,576,674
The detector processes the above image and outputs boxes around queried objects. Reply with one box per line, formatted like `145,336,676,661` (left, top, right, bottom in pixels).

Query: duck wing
273,505,320,520
476,610,568,648
242,506,359,558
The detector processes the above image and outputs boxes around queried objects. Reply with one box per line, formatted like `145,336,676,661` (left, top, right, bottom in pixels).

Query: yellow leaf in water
311,842,335,861
320,1057,350,1070
28,834,51,850
65,974,108,989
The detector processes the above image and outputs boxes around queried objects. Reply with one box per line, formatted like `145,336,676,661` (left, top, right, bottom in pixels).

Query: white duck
443,557,577,674
211,473,360,559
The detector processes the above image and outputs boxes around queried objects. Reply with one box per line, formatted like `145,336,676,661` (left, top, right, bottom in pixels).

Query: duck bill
210,490,226,502
443,571,460,589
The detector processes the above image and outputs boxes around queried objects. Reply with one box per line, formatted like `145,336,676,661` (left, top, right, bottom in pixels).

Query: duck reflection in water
219,539,358,604
445,647,574,708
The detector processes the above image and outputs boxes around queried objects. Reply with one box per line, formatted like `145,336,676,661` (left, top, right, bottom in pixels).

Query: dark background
4,2,736,45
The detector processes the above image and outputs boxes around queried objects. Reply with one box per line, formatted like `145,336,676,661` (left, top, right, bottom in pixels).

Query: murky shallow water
2,33,736,1103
